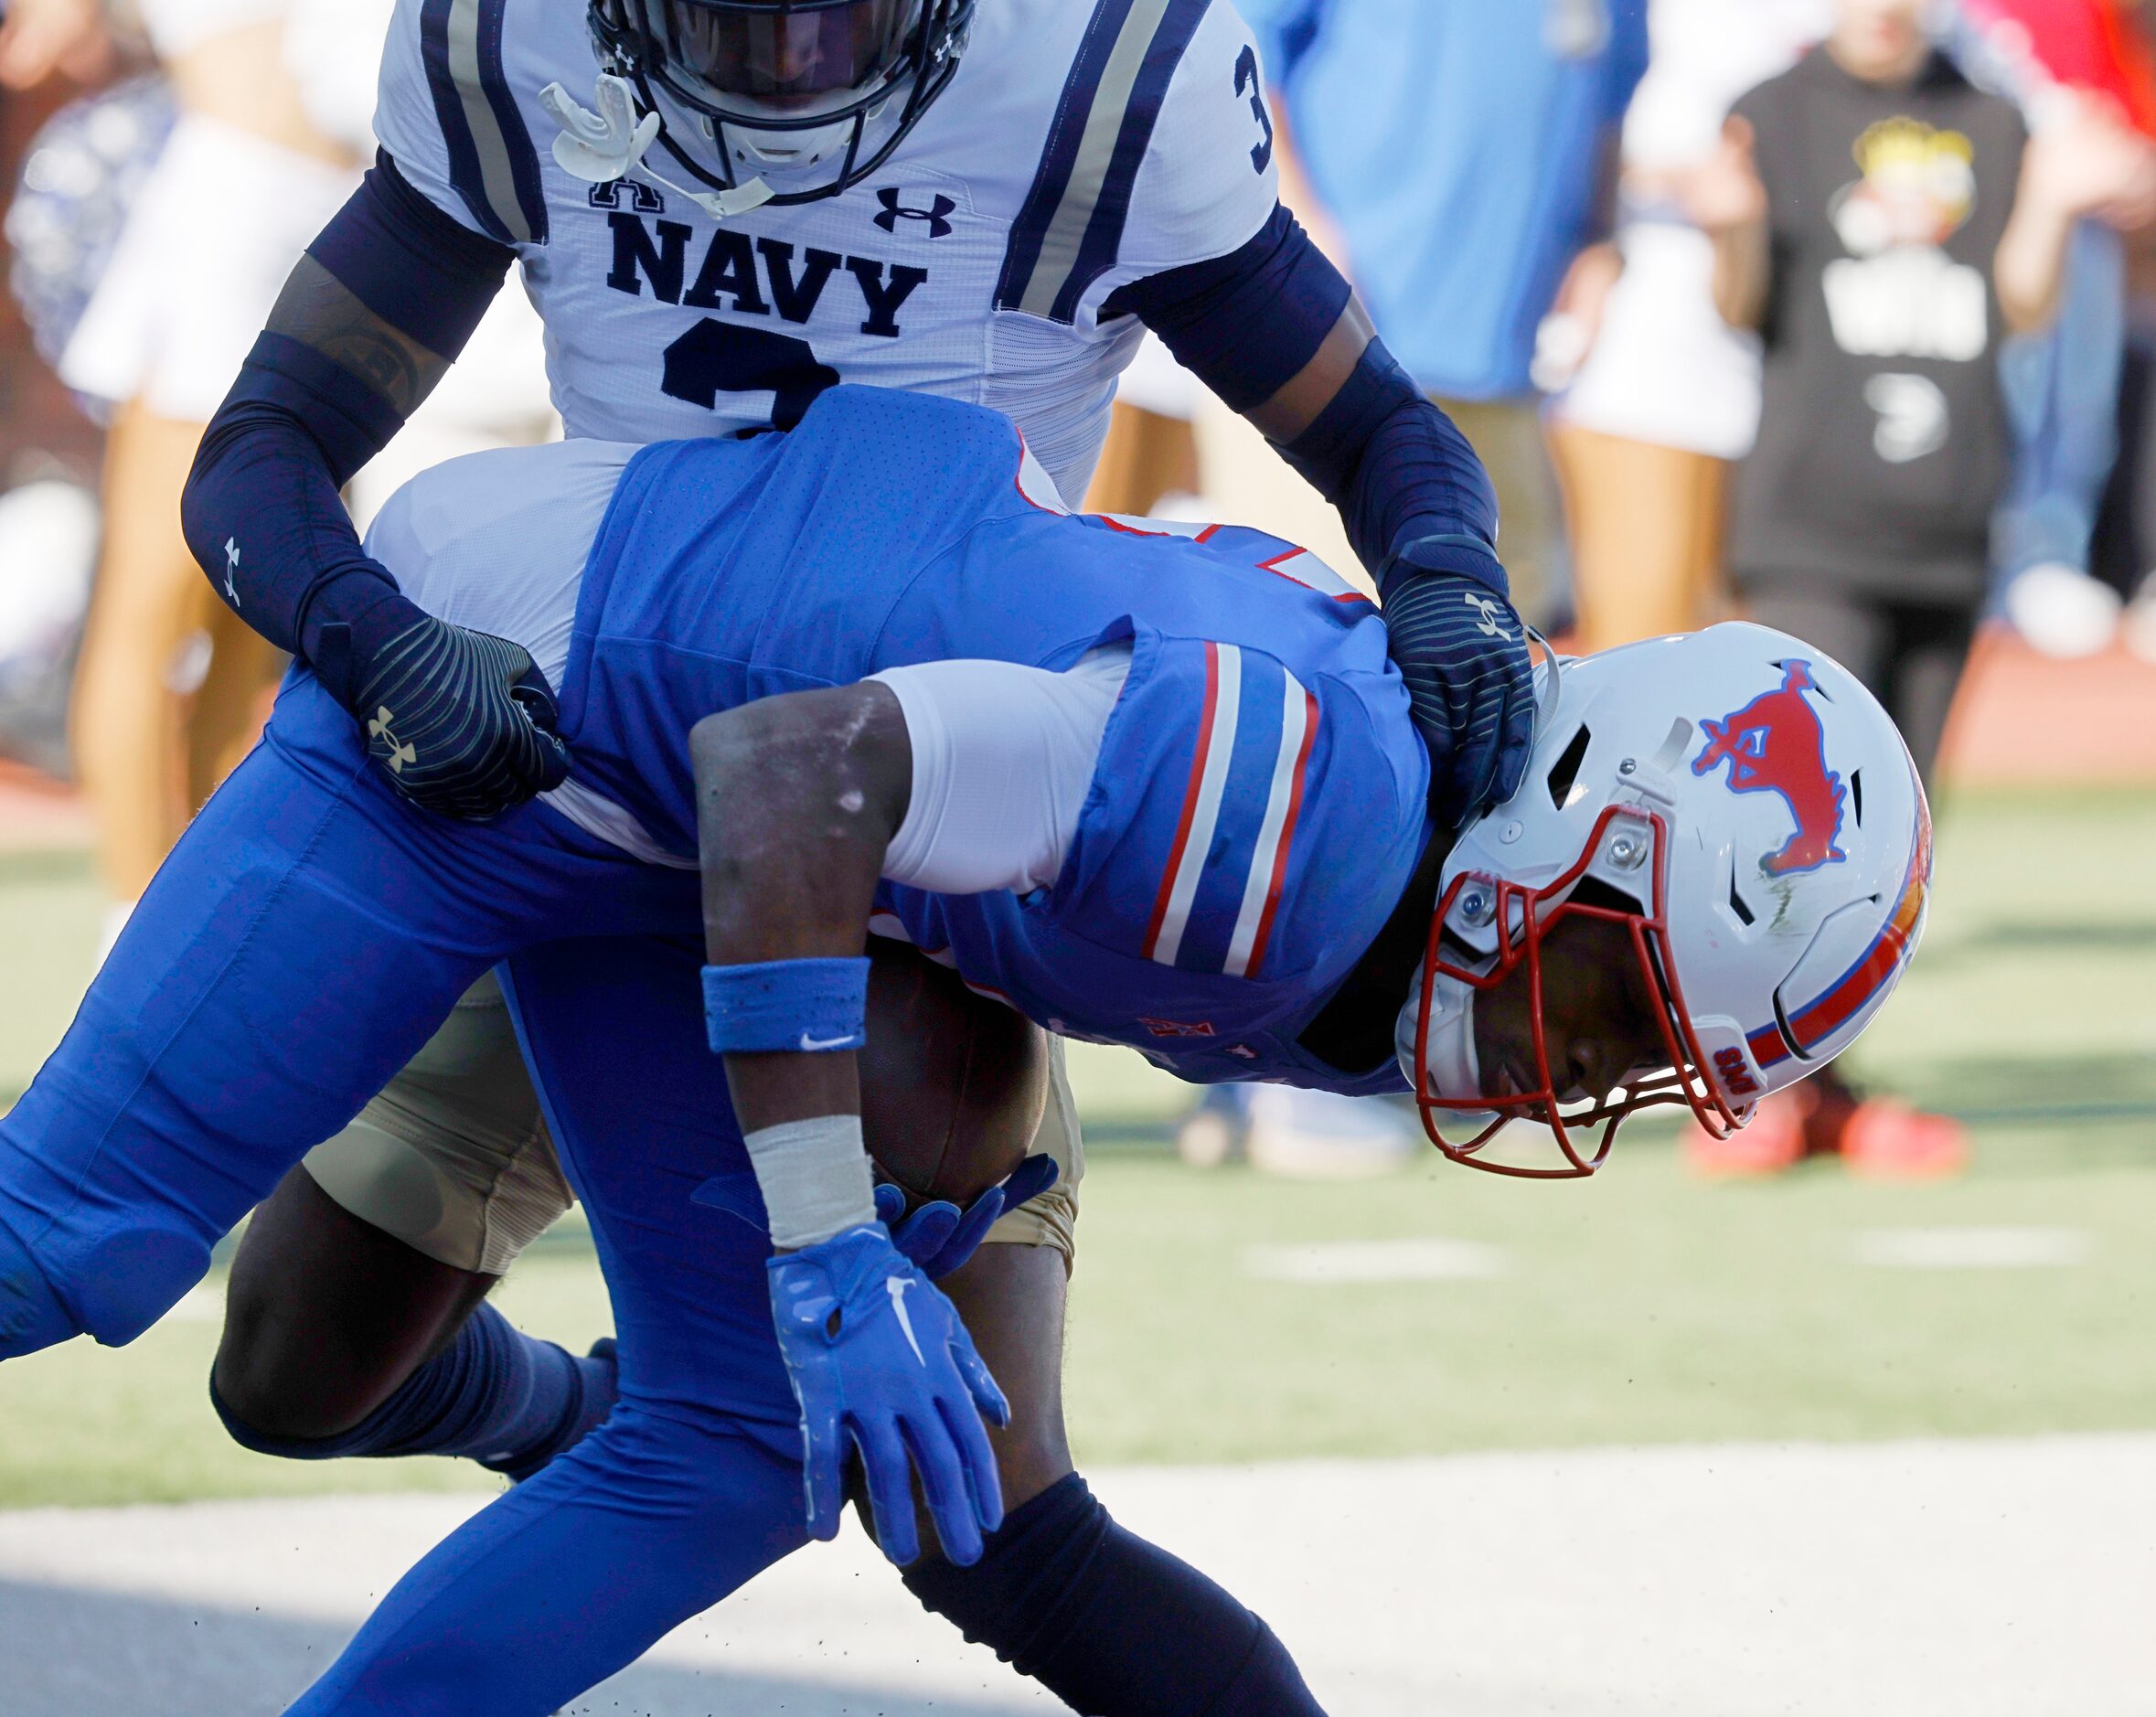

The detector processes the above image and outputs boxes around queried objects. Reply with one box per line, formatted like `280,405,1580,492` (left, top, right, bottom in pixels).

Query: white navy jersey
375,0,1283,500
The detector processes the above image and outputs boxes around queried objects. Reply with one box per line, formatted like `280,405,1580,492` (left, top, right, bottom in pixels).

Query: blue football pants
0,679,817,1712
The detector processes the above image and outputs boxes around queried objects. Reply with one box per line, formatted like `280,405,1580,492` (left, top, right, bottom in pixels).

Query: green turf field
2,789,2151,1507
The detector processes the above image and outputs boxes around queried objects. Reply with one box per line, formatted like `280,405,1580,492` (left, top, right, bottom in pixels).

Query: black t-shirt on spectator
1729,50,2027,603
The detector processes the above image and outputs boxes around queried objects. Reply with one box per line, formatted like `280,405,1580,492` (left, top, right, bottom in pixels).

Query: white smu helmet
1398,624,1934,1178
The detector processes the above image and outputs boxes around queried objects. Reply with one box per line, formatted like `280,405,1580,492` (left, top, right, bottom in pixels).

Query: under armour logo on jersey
874,188,955,239
1465,593,1515,640
367,707,418,773
222,538,241,608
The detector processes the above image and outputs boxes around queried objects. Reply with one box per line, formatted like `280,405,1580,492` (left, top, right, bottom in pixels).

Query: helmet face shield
1411,804,1748,1179
667,0,915,106
587,0,968,206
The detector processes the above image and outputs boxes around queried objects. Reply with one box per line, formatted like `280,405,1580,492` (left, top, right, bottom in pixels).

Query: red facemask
1412,802,1749,1178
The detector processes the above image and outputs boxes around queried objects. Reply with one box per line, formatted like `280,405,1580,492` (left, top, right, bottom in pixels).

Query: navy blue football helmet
587,0,972,208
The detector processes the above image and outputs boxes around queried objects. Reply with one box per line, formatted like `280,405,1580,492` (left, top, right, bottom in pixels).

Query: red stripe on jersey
1257,546,1375,604
1143,641,1222,961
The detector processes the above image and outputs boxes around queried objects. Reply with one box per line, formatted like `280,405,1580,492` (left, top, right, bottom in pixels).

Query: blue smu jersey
555,387,1428,1093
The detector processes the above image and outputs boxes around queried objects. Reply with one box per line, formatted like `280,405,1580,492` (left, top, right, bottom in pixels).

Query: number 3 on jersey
661,319,839,431
1234,47,1274,175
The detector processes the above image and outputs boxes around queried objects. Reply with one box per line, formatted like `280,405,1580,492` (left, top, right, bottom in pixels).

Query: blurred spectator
1549,0,1830,651
1240,0,1650,624
15,0,362,954
1964,0,2156,660
0,6,128,775
2,0,553,955
0,0,114,91
2096,208,2156,657
1688,0,2151,1174
1955,0,2156,656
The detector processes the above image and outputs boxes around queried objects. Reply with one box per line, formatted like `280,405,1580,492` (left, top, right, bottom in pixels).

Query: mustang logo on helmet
1692,659,1848,877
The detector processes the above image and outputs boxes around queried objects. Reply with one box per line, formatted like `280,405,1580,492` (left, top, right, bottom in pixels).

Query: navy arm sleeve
180,155,514,704
1104,205,1501,601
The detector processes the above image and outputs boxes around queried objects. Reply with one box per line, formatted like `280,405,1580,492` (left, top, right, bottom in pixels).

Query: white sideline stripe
1223,668,1307,977
1852,1227,2093,1270
1243,1238,1508,1284
5,1438,2156,1716
1150,643,1240,967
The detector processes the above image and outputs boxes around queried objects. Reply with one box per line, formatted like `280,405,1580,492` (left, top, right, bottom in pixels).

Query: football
860,936,1048,1206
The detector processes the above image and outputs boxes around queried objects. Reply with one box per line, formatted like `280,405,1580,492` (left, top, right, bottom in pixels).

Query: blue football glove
769,1223,1009,1566
873,1156,1062,1281
1379,535,1538,827
338,612,571,823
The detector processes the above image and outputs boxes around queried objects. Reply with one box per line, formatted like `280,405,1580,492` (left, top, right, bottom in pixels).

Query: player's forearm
1116,204,1499,581
181,389,411,681
1278,347,1503,593
691,685,914,1138
183,159,510,688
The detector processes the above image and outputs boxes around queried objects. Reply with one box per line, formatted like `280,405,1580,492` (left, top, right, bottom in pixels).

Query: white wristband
742,1114,879,1251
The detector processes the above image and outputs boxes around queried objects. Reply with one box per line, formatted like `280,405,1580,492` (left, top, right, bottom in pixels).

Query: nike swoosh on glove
1379,534,1537,827
770,1223,1009,1566
873,1157,1062,1281
350,616,572,823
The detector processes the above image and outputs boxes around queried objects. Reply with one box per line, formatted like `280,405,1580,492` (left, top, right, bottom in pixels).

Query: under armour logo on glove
1464,592,1515,640
366,708,417,773
1379,537,1538,828
874,188,955,238
353,618,571,822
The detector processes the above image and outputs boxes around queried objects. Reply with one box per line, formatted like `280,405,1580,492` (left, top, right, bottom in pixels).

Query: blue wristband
703,958,870,1054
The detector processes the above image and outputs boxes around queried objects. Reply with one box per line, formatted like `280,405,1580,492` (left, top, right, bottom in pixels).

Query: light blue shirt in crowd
1240,0,1649,400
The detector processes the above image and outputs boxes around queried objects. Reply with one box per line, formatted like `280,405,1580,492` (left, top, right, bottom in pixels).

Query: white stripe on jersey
1223,667,1309,978
1149,641,1241,968
443,0,537,243
1017,0,1177,320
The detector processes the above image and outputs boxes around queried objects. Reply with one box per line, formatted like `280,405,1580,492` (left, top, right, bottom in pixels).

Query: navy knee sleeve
0,1212,79,1359
213,1301,617,1479
901,1473,1326,1716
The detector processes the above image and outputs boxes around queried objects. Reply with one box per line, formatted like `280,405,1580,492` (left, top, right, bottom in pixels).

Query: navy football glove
1379,535,1537,828
345,614,571,823
873,1156,1061,1281
769,1223,1008,1566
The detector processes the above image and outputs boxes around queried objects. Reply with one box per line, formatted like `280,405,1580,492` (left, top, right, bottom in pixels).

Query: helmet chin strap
1396,963,1496,1131
543,75,775,219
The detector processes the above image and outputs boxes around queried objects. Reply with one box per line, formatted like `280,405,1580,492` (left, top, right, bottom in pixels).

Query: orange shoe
1840,1098,1969,1178
1681,1086,1807,1176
